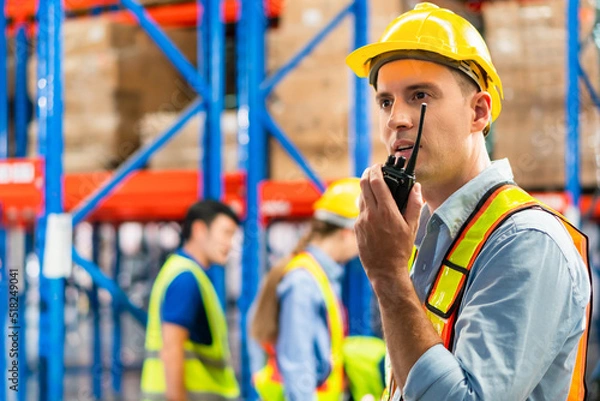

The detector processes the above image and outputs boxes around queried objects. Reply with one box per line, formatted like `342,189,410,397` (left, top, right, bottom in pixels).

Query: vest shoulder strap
426,183,588,319
284,252,345,350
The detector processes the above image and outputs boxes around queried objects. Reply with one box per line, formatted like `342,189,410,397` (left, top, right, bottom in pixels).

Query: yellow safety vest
253,252,345,401
342,336,386,401
385,184,591,400
140,253,240,401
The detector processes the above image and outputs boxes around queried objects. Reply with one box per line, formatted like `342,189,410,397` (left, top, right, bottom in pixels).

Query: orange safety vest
386,183,591,401
253,252,345,401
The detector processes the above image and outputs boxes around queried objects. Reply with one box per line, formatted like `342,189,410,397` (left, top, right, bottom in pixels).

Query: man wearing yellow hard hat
249,178,362,401
347,3,591,401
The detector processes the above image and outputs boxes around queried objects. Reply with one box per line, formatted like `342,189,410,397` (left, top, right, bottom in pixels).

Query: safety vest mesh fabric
253,252,345,401
383,183,591,401
140,254,240,401
342,336,387,401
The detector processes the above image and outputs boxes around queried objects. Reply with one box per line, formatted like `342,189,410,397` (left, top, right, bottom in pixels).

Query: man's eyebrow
405,82,441,92
375,83,442,100
375,92,393,101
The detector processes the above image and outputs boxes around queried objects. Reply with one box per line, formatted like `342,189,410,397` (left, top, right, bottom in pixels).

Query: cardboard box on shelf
133,27,197,113
139,111,238,171
484,0,600,190
266,0,400,180
493,103,599,190
26,16,200,173
27,112,140,172
62,16,137,54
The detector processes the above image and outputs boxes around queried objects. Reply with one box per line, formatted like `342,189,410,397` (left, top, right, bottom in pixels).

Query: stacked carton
28,18,140,172
27,16,197,172
483,0,600,190
266,0,400,180
139,110,238,172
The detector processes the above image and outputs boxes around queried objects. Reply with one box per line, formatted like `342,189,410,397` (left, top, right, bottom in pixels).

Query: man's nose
387,103,413,132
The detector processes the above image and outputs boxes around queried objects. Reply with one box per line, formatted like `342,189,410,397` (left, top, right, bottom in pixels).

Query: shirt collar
427,158,515,239
306,244,344,283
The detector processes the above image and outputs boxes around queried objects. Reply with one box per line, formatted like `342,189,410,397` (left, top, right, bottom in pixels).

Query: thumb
404,182,423,227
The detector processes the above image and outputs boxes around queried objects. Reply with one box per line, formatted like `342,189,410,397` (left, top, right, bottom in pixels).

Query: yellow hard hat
313,178,361,229
346,2,503,124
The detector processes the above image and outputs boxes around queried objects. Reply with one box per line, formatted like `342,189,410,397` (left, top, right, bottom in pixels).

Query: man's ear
471,91,492,133
190,220,209,241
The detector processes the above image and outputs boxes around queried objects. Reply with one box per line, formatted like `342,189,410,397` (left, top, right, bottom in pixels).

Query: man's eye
414,92,428,100
379,99,392,109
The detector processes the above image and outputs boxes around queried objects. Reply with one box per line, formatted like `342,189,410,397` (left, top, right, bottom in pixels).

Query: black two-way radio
382,102,427,213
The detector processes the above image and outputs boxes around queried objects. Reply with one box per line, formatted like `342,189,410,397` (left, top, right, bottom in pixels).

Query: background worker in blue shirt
141,200,240,401
250,178,362,401
347,3,591,401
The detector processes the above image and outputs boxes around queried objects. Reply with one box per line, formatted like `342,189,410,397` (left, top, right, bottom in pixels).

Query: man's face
375,59,478,187
200,214,238,266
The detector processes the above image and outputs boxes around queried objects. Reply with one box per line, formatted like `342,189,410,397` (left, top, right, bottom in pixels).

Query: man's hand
355,164,423,290
355,165,440,389
161,323,189,401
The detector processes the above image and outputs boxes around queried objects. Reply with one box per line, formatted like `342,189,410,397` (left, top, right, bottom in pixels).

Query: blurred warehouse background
2,0,600,399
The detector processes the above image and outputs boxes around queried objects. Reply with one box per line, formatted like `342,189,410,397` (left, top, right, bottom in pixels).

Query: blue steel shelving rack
1,0,227,399
237,0,373,397
1,0,374,400
237,0,372,398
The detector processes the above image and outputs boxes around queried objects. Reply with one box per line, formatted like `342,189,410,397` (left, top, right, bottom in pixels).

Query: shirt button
422,263,427,271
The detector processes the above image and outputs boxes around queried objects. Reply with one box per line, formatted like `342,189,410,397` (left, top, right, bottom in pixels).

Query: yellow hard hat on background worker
313,177,361,228
346,2,504,128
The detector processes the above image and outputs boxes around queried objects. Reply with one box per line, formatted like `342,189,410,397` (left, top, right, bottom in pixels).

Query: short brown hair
449,68,479,98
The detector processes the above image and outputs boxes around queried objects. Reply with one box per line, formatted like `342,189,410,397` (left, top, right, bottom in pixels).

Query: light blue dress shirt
401,159,591,401
247,245,344,401
276,245,343,401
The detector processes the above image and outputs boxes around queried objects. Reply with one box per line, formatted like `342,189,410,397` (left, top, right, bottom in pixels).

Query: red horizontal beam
110,2,199,27
0,163,247,225
6,0,283,25
260,180,322,222
2,161,599,226
0,158,44,225
64,170,246,222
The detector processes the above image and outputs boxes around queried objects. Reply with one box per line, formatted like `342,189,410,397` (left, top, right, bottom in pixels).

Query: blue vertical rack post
15,26,29,158
0,1,7,400
0,0,7,158
239,0,267,397
35,0,50,396
201,0,227,308
346,0,372,336
236,8,249,170
36,0,66,399
566,0,581,225
6,38,28,387
238,0,372,396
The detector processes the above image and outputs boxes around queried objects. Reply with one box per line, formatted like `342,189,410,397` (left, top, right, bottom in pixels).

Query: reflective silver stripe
142,392,232,401
145,350,229,369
